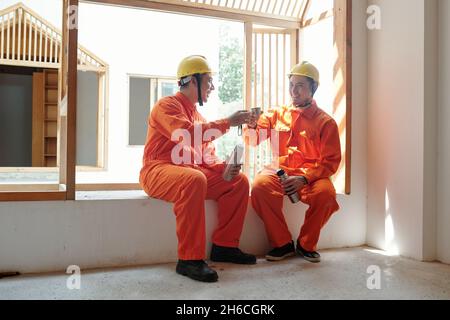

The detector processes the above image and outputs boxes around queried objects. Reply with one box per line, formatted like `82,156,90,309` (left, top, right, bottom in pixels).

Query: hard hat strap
193,74,203,106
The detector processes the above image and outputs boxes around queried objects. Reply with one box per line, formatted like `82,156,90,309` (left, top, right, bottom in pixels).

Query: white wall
367,0,425,259
423,0,438,262
366,0,443,261
437,0,450,264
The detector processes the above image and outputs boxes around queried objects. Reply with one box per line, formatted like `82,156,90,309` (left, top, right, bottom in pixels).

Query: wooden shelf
32,69,59,168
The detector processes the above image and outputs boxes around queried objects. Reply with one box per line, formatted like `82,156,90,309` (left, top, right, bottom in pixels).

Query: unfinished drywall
437,0,450,264
0,73,32,167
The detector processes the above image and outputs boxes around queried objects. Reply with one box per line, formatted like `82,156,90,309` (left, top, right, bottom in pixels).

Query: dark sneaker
265,241,295,261
296,242,321,263
176,260,218,282
210,244,257,265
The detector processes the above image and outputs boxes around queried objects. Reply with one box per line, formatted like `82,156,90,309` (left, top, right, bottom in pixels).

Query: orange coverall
246,101,341,252
140,92,250,260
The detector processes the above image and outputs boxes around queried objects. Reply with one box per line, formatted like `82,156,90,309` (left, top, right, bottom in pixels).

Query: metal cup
249,107,262,128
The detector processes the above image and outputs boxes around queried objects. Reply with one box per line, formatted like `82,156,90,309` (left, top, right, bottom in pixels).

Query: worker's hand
228,164,242,180
280,176,307,195
227,111,252,127
247,112,260,129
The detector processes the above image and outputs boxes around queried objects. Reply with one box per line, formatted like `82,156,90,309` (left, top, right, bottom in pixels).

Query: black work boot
296,241,321,263
210,244,257,265
265,241,296,261
176,260,218,282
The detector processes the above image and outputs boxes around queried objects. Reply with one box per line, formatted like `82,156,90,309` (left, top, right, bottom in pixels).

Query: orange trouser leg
141,164,208,260
251,172,292,248
298,178,339,252
200,168,250,248
251,172,339,251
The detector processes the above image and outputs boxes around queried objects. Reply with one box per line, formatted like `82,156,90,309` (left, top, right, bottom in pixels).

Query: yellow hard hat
177,55,213,80
289,61,320,84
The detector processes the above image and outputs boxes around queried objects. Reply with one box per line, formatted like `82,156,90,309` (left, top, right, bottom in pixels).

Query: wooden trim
32,72,45,166
59,0,68,189
0,59,58,68
290,29,299,67
76,183,141,191
80,0,300,29
0,184,64,192
97,72,105,168
300,0,311,20
243,21,252,177
345,0,352,195
0,191,66,201
66,0,79,200
333,0,352,195
253,28,291,34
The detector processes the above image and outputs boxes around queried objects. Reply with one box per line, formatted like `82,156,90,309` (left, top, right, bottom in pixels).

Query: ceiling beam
81,0,301,29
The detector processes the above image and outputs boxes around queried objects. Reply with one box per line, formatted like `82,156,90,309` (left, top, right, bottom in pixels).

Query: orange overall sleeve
151,99,230,142
243,109,278,147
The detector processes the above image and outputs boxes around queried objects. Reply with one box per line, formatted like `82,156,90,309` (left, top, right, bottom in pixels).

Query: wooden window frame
126,74,177,147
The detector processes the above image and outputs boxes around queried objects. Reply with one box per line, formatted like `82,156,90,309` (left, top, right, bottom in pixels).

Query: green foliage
218,25,243,104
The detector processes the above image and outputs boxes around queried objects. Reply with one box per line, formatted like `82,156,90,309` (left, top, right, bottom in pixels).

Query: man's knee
251,176,272,198
309,182,337,207
186,170,208,193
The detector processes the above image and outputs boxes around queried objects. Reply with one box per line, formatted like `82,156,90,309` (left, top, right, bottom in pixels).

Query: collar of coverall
176,91,196,111
290,99,318,119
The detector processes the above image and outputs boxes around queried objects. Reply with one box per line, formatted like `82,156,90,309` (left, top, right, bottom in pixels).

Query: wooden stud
39,21,43,62
1,13,4,59
275,33,279,106
64,0,79,199
17,8,21,60
27,12,33,61
268,33,272,107
81,0,300,28
12,8,15,60
0,191,66,202
283,33,286,104
32,72,45,167
243,21,252,178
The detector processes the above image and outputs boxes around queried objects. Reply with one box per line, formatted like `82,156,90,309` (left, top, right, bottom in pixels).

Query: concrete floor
1,247,449,300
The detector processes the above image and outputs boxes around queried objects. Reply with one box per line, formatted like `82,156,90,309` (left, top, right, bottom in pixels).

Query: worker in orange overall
140,55,256,283
246,62,341,263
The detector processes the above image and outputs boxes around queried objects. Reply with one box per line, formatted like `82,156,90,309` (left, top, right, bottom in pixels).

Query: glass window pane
129,77,151,146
